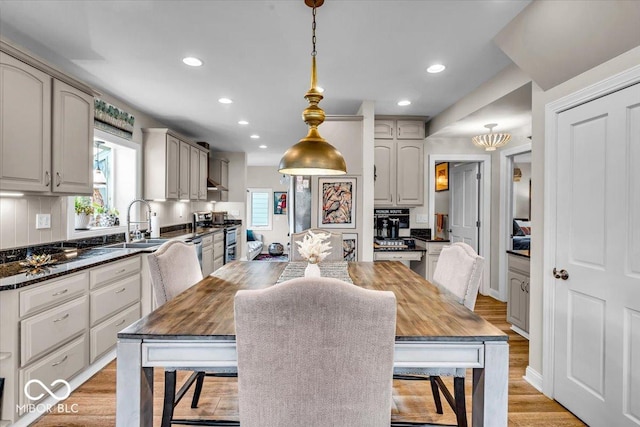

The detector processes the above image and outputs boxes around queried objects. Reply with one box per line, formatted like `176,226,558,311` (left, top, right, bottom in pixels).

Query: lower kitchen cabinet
0,254,143,425
202,233,214,276
507,253,530,337
213,230,224,272
426,242,447,283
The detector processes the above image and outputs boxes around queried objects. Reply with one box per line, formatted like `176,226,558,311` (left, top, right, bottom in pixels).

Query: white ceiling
0,0,531,166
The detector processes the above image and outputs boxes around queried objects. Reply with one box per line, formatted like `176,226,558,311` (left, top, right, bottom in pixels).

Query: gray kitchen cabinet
373,119,425,140
374,122,424,207
507,253,530,336
143,129,207,200
208,157,230,202
213,231,224,272
427,242,446,283
198,149,208,200
0,51,93,195
202,233,214,276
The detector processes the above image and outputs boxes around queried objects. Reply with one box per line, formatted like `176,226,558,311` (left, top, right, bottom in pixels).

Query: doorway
428,154,491,295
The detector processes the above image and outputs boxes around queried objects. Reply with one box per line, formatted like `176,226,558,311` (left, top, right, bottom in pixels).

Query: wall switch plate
36,213,51,229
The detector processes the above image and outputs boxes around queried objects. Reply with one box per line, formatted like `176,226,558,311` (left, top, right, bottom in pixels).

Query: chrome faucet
126,199,152,242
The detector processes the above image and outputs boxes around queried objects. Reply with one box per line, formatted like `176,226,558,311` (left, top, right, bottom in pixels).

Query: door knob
553,268,569,280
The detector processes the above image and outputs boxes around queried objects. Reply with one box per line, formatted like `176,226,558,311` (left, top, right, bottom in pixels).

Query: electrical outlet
36,214,51,229
416,214,429,223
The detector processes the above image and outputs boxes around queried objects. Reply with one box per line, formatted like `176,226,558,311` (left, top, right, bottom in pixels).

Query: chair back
235,277,397,427
432,242,484,311
290,228,343,262
147,240,203,306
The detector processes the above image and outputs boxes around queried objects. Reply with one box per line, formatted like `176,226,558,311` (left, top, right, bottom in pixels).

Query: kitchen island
117,261,509,426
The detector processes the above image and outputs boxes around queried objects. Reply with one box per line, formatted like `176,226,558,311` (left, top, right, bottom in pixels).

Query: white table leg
472,341,509,427
117,338,153,427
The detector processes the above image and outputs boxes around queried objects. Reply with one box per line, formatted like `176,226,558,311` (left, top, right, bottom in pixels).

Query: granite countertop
507,249,530,258
0,225,235,291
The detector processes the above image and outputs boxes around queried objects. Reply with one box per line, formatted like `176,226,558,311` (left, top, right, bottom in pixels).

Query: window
67,129,139,238
247,188,272,230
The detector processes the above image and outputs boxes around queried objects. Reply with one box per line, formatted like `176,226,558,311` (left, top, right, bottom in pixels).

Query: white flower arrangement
296,230,332,264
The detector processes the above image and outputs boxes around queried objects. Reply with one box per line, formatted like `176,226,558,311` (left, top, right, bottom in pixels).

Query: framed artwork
318,177,356,229
274,191,287,215
435,162,449,192
342,233,358,261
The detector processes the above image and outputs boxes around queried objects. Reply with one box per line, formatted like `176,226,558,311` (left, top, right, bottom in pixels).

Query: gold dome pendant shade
278,0,347,176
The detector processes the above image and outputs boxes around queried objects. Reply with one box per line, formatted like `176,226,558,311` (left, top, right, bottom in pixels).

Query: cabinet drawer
21,296,88,367
374,251,423,261
90,256,141,289
19,272,88,317
427,243,447,255
213,232,224,243
19,335,87,408
213,241,224,255
90,273,140,326
90,303,140,363
508,255,530,275
213,257,224,272
202,234,213,245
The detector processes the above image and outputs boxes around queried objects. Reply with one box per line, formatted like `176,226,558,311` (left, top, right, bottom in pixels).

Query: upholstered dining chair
394,242,484,427
235,276,397,427
147,240,236,427
289,228,343,261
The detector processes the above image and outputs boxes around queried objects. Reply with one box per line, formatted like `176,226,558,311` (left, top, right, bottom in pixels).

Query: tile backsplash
0,195,67,250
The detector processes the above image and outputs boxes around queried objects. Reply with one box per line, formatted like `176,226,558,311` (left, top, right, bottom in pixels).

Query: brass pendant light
278,0,347,176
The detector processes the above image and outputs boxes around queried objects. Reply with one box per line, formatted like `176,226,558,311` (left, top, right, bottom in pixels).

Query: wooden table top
119,261,507,342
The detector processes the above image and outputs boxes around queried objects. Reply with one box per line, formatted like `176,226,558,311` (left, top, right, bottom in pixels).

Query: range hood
197,141,227,191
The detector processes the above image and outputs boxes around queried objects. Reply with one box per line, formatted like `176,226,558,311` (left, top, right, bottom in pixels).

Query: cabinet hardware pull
115,287,126,294
45,171,51,187
115,319,126,326
51,355,68,367
520,281,525,292
52,289,68,296
55,172,61,187
116,268,126,274
53,313,69,323
525,281,530,293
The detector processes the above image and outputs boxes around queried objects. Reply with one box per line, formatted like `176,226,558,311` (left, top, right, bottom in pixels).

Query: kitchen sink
104,239,170,249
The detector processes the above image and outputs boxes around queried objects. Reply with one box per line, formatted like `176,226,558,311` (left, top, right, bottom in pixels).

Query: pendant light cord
311,0,317,57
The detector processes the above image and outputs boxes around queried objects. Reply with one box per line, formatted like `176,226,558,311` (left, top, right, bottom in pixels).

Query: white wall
513,162,531,219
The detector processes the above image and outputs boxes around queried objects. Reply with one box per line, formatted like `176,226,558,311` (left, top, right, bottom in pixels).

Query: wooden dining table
116,261,508,426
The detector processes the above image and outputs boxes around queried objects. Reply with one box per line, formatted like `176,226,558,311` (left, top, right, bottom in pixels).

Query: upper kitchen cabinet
142,128,207,201
374,119,424,207
0,49,94,195
373,119,425,140
210,157,229,190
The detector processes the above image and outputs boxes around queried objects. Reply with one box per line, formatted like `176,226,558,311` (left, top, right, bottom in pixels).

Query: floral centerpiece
295,230,332,277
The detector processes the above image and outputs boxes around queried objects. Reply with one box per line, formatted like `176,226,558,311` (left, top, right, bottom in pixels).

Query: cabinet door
374,120,394,139
189,146,199,200
166,136,180,199
396,141,424,206
507,270,528,331
199,149,207,200
220,159,229,189
397,120,425,140
202,245,214,276
178,141,190,199
374,141,395,206
0,53,52,192
52,79,93,194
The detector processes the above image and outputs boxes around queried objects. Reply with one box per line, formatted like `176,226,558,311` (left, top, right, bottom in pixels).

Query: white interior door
449,162,479,252
554,82,640,426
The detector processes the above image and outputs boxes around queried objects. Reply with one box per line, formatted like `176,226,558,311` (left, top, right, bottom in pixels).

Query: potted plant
74,197,94,230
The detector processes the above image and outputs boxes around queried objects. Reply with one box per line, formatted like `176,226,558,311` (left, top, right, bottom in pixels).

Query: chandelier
278,0,347,176
472,123,511,151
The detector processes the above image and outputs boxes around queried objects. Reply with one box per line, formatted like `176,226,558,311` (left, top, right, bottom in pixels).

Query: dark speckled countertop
507,249,530,258
0,226,231,291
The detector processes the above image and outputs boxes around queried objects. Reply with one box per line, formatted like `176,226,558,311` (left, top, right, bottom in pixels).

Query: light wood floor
34,295,585,426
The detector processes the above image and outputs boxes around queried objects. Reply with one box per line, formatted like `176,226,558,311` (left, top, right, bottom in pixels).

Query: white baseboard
524,365,544,393
487,288,505,302
510,325,530,340
10,349,116,427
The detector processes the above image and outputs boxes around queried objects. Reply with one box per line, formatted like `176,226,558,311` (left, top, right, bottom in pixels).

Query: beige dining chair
147,240,236,427
235,276,397,427
394,241,484,427
290,228,343,262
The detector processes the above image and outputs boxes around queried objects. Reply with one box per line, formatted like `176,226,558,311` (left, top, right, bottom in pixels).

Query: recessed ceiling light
250,134,260,139
397,100,411,106
218,98,233,104
259,145,267,149
427,64,446,73
238,120,249,125
182,57,203,67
